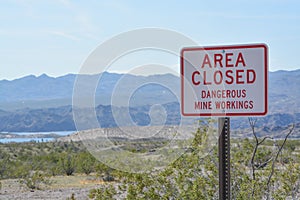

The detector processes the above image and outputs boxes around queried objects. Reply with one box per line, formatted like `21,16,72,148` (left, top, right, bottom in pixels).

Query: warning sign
181,44,268,116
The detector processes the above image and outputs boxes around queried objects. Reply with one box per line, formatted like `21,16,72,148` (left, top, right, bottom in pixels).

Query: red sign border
180,43,268,117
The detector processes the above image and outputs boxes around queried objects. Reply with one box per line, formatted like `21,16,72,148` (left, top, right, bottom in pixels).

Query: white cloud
48,31,80,41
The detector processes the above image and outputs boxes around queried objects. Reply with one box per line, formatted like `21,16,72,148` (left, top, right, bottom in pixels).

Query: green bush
89,185,116,200
76,152,96,175
19,171,51,190
59,153,76,176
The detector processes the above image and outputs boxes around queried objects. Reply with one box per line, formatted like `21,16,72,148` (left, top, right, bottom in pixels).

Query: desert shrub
19,171,51,190
76,151,96,175
59,153,76,176
0,154,10,179
66,193,76,200
87,121,300,199
89,185,116,200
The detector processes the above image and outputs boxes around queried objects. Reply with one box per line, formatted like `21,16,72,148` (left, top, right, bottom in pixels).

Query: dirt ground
0,175,109,200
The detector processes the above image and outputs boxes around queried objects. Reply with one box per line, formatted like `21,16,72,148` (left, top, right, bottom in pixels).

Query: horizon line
1,68,300,81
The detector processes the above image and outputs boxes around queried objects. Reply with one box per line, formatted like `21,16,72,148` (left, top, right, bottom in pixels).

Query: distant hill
0,102,299,139
0,70,299,113
0,70,299,133
0,102,181,132
0,72,179,110
268,69,300,114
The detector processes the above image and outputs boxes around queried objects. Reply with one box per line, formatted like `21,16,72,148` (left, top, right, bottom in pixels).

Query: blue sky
1,0,300,80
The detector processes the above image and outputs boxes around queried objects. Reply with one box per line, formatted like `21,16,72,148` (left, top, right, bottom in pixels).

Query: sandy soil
0,187,91,200
0,175,109,200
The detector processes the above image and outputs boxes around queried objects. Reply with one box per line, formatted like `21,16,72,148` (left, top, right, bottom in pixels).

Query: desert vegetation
0,120,299,199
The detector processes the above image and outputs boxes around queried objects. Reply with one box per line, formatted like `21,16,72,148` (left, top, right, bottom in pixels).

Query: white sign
181,44,268,117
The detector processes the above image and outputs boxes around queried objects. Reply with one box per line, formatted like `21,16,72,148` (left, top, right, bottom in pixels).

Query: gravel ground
0,178,100,200
0,187,91,200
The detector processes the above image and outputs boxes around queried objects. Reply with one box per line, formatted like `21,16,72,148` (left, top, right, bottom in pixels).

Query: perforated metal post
219,117,230,200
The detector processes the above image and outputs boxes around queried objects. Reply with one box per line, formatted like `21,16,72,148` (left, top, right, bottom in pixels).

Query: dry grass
0,174,111,200
48,174,107,189
0,174,105,191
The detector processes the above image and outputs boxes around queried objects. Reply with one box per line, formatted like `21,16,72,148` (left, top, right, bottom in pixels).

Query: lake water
0,131,75,143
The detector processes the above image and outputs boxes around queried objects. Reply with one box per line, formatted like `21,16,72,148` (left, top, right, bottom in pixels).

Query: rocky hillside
0,70,299,134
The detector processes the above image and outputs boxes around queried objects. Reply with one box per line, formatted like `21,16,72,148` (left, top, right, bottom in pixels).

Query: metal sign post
219,117,230,200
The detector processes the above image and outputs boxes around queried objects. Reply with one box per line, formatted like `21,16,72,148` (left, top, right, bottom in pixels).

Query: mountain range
0,72,179,110
0,70,299,134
